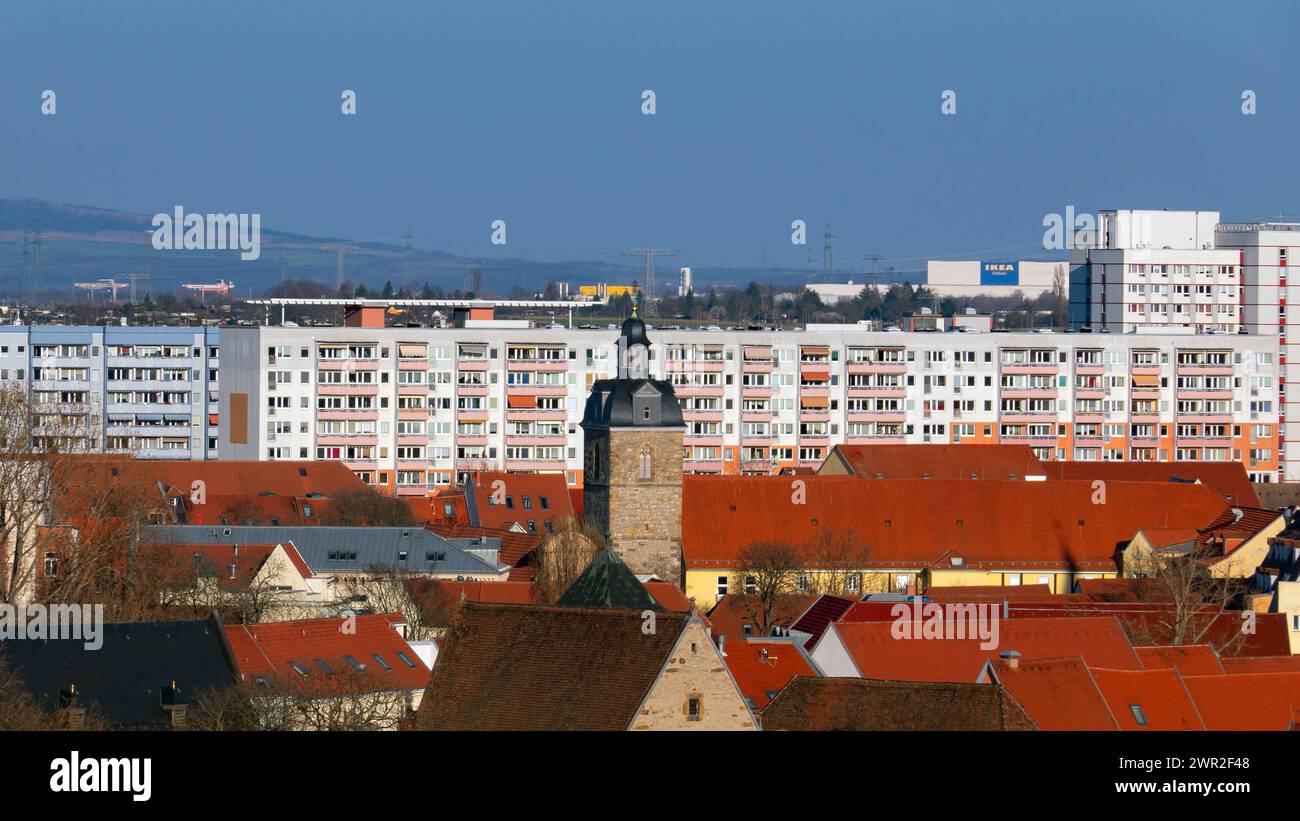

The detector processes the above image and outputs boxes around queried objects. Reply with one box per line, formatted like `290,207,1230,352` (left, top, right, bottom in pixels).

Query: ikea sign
980,261,1019,286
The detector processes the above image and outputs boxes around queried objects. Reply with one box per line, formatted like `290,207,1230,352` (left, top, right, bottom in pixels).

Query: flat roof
245,298,604,308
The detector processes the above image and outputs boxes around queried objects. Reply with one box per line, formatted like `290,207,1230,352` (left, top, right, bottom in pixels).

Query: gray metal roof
143,525,505,576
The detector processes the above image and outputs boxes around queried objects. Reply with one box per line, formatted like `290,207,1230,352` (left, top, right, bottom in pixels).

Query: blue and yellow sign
980,261,1019,286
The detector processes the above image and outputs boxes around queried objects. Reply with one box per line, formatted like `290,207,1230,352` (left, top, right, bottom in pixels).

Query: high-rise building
0,325,220,459
216,316,1281,489
1068,210,1240,333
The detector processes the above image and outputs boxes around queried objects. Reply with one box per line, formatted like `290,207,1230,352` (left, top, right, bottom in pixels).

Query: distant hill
0,198,827,300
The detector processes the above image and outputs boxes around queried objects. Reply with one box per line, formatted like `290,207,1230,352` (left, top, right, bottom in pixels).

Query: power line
624,245,676,315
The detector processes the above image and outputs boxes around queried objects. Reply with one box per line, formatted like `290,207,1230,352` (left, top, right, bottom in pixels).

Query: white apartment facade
1216,221,1300,480
1068,210,1241,334
0,325,221,459
218,323,1282,490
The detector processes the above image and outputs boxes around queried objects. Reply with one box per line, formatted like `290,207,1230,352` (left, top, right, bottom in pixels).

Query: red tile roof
924,584,1058,601
1090,667,1204,730
761,676,1037,731
58,457,368,527
787,594,856,649
825,616,1141,682
824,444,1044,481
682,475,1232,572
984,657,1119,730
1041,461,1260,507
705,594,821,643
463,471,575,533
171,542,313,587
724,639,819,710
644,582,693,612
1133,644,1224,676
224,613,429,693
1220,655,1300,674
1181,672,1300,730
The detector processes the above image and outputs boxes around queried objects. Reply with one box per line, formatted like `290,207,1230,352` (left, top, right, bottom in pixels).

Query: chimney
1231,508,1244,524
759,647,769,662
59,684,86,729
161,680,188,729
716,634,726,656
999,649,1021,670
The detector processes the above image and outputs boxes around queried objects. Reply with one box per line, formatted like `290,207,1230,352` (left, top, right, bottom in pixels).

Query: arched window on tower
639,444,654,481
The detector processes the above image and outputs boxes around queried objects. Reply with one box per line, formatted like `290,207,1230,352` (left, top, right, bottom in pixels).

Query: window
43,552,58,577
716,575,728,598
314,658,334,675
395,652,418,668
1129,704,1148,727
371,653,392,671
343,655,367,671
288,661,310,678
639,444,654,481
687,697,702,721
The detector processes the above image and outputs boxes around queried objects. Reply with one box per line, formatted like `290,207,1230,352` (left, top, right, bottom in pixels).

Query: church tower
581,301,685,584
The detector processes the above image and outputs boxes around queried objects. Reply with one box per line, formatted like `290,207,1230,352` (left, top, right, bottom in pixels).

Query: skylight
371,653,392,670
395,652,417,668
288,660,310,678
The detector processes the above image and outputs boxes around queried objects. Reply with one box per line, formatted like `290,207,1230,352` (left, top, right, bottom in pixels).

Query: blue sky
2,0,1297,273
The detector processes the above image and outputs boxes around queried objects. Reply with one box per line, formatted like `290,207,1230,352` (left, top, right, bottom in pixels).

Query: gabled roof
1041,461,1260,507
0,615,236,729
414,603,692,731
1182,672,1300,730
705,594,821,642
170,542,313,587
1089,666,1205,730
981,657,1119,730
224,613,429,694
1133,644,1224,676
462,471,575,533
57,457,368,526
725,639,819,710
821,444,1044,481
144,525,503,576
644,582,693,612
557,548,663,611
761,676,1037,731
682,476,1231,571
787,594,856,650
1220,655,1300,674
825,616,1141,682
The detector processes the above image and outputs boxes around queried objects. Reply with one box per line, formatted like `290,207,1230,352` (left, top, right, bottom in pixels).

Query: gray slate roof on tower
556,547,664,611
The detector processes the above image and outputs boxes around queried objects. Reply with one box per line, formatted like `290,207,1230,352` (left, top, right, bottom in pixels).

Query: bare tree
729,541,802,636
1051,263,1067,328
530,517,603,605
187,670,416,731
332,567,441,640
804,529,883,597
1121,542,1250,652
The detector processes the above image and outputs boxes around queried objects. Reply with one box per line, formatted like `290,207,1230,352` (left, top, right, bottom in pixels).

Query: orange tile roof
406,579,536,606
1133,644,1224,676
984,657,1119,730
463,471,575,533
682,475,1232,571
1219,655,1300,674
724,639,819,710
224,613,429,693
1182,673,1300,730
1042,461,1259,507
1090,667,1204,730
644,582,693,612
825,444,1044,480
705,594,821,642
170,542,313,586
826,616,1141,683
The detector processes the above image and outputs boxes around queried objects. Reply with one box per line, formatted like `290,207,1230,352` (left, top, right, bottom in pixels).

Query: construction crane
182,279,235,304
74,278,129,303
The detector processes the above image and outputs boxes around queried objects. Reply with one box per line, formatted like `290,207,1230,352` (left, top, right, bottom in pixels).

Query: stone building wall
631,618,755,731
